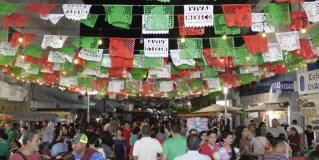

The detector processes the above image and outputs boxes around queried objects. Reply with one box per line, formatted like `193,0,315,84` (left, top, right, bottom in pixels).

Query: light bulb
181,37,186,43
18,37,23,43
262,32,267,38
98,39,103,45
73,59,79,64
246,57,250,61
222,35,227,40
301,28,307,34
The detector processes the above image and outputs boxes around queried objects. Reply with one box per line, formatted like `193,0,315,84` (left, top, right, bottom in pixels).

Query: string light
181,37,186,43
73,59,79,64
18,37,24,43
301,28,307,34
262,32,267,38
222,34,227,40
98,39,103,45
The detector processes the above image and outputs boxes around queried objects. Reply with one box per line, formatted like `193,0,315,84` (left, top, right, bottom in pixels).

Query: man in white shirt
41,120,54,150
133,125,162,160
267,119,287,138
175,135,210,160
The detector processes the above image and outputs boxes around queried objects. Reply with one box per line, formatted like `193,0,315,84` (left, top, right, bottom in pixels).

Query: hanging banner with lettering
144,38,169,57
40,14,64,25
159,81,174,92
14,55,29,68
59,76,78,87
262,43,283,62
78,49,103,62
48,51,65,63
184,5,214,28
297,69,319,95
41,35,68,49
108,80,124,93
239,66,259,74
271,81,295,93
62,4,91,21
0,42,19,56
170,49,195,66
275,31,300,51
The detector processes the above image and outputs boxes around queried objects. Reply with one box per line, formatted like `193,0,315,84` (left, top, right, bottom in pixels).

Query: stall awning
177,104,242,117
244,101,288,112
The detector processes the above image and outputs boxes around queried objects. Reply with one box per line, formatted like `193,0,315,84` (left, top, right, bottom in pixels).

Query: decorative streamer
222,4,252,27
144,38,169,57
25,3,57,17
144,5,174,30
243,35,268,54
264,3,290,25
178,38,203,59
62,4,91,21
214,14,241,35
109,38,135,59
177,15,204,36
251,13,275,33
104,5,133,29
183,5,214,28
209,37,235,57
275,31,300,51
303,2,319,23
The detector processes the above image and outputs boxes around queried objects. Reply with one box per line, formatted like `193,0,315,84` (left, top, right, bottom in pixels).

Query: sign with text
271,81,295,93
298,69,319,95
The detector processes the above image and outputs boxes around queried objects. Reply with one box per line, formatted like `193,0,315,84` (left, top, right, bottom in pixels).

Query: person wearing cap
71,133,104,160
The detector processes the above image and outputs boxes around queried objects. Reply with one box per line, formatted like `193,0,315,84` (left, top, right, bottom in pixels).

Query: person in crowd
287,120,303,135
71,133,104,160
248,124,256,139
219,131,236,160
0,129,10,160
234,126,258,160
133,125,162,160
199,131,208,145
188,129,198,136
258,122,267,137
51,139,68,157
199,130,220,160
161,123,187,160
89,136,106,159
74,124,81,135
129,127,140,159
5,122,19,145
265,138,288,160
175,135,210,160
114,129,127,160
41,120,54,150
19,126,28,145
288,127,301,156
101,131,114,159
305,125,315,149
267,119,287,138
123,122,131,151
250,128,269,159
180,121,188,137
10,131,42,160
157,125,166,144
103,119,110,132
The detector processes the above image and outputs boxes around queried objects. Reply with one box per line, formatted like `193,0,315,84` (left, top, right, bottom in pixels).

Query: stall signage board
297,69,319,95
271,81,295,93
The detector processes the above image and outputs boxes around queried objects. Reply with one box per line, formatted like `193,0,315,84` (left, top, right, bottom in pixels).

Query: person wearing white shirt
133,125,162,160
174,135,210,160
267,119,287,138
41,120,54,150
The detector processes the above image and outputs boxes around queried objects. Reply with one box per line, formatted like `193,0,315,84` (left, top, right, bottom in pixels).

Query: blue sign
271,81,295,93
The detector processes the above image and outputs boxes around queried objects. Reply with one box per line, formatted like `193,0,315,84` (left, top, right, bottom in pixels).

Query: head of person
292,120,297,125
89,136,101,148
248,124,256,133
71,133,89,155
207,130,217,145
271,138,287,154
21,126,28,135
4,122,11,130
43,120,49,127
259,122,266,128
74,124,81,133
272,119,279,128
306,125,313,132
62,125,69,135
132,127,140,135
222,131,233,145
199,131,208,143
255,128,263,137
124,123,130,129
187,135,201,151
117,129,123,138
189,129,198,136
290,127,299,136
150,127,158,138
141,125,151,137
22,131,41,152
171,123,181,135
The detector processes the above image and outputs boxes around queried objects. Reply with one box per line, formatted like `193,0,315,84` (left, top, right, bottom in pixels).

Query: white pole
87,94,90,123
223,88,228,126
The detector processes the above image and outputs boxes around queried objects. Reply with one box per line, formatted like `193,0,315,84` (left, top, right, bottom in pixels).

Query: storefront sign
271,81,295,93
297,69,319,95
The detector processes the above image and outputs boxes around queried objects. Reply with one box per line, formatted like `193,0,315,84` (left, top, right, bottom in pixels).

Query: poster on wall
187,117,208,132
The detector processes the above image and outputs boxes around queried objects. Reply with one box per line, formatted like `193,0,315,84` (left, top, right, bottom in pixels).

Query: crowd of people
0,117,317,160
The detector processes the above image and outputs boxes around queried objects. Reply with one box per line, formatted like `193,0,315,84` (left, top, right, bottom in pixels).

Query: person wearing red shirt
10,131,42,160
199,130,220,160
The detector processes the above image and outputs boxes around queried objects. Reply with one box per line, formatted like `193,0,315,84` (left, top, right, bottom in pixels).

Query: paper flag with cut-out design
170,50,195,67
142,15,169,34
239,66,259,74
80,14,98,28
131,68,147,80
148,65,171,79
178,15,204,36
25,3,57,17
209,37,235,57
108,80,124,93
134,54,164,68
0,3,21,16
40,14,64,25
0,42,19,56
202,66,218,78
3,13,32,28
62,4,91,21
101,54,111,67
289,11,308,31
205,78,220,89
59,76,78,87
78,49,103,62
178,38,203,59
203,48,233,67
184,5,214,28
243,35,268,53
222,4,252,27
78,77,93,89
144,6,174,30
239,73,260,85
10,32,36,47
48,51,65,63
0,55,15,65
251,13,275,33
214,14,241,35
41,35,68,49
109,38,135,59
73,37,99,50
23,45,43,58
105,5,133,29
57,48,75,63
262,43,283,62
264,3,290,25
275,31,300,51
26,64,40,75
159,81,174,92
303,2,319,22
126,80,141,94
